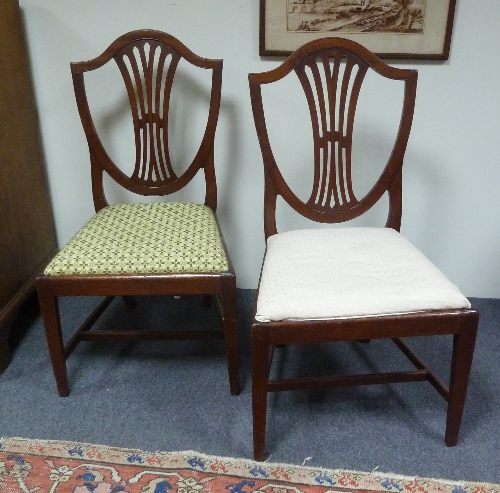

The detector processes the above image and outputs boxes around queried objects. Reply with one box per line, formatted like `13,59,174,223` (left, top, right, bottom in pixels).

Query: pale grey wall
18,0,500,295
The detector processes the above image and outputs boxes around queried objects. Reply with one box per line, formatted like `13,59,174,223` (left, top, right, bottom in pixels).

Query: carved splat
71,31,222,211
115,40,180,185
249,37,417,237
295,50,368,213
248,37,417,234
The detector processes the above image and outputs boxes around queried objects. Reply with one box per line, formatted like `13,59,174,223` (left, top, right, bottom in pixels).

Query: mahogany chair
36,30,239,397
248,38,478,460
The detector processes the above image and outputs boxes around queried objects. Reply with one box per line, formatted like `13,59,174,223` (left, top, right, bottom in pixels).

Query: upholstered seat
44,203,229,276
256,227,470,322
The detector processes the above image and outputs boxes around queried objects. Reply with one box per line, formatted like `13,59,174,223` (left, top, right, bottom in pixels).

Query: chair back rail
249,38,417,238
71,30,222,211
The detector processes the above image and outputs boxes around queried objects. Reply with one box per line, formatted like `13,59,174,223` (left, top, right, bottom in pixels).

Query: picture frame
259,0,457,60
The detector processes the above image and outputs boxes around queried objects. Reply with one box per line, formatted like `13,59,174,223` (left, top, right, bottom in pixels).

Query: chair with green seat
36,30,239,397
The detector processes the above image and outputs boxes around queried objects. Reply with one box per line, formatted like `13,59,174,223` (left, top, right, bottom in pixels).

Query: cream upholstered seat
255,227,470,322
44,203,229,276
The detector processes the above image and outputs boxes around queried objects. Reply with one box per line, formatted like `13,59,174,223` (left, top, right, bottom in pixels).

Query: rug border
1,436,498,490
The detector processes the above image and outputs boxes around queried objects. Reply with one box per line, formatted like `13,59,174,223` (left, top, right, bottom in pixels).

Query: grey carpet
0,291,498,483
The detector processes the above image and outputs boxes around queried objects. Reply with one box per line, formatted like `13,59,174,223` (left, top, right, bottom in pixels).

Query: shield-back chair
36,30,239,397
248,38,478,460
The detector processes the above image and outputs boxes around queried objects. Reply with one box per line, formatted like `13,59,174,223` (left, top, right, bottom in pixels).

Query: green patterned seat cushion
44,202,229,276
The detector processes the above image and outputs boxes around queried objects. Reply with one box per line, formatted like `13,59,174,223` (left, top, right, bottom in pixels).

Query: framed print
260,0,457,60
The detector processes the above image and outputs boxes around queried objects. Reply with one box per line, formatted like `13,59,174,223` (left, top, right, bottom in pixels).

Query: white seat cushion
255,227,470,322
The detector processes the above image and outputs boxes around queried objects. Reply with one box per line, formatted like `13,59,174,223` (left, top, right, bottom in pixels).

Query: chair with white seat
36,30,239,397
248,37,478,461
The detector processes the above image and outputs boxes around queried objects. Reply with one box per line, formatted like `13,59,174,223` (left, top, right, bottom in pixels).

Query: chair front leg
252,325,271,461
445,311,479,446
37,285,70,397
221,276,240,395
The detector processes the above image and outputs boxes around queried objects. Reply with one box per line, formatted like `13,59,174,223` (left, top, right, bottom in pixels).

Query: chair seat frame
37,266,239,397
252,309,478,459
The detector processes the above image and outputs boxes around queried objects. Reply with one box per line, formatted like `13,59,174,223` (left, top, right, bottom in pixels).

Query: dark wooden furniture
0,0,57,373
36,30,239,396
248,38,478,461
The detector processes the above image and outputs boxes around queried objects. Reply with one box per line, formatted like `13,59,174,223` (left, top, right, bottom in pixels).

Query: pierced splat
115,40,180,185
295,49,368,213
249,37,417,236
71,30,222,211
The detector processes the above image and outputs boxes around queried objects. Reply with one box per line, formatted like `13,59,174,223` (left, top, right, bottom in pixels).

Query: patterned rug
0,437,498,493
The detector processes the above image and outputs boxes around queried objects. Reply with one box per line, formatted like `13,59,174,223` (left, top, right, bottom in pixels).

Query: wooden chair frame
36,30,239,397
249,37,478,461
